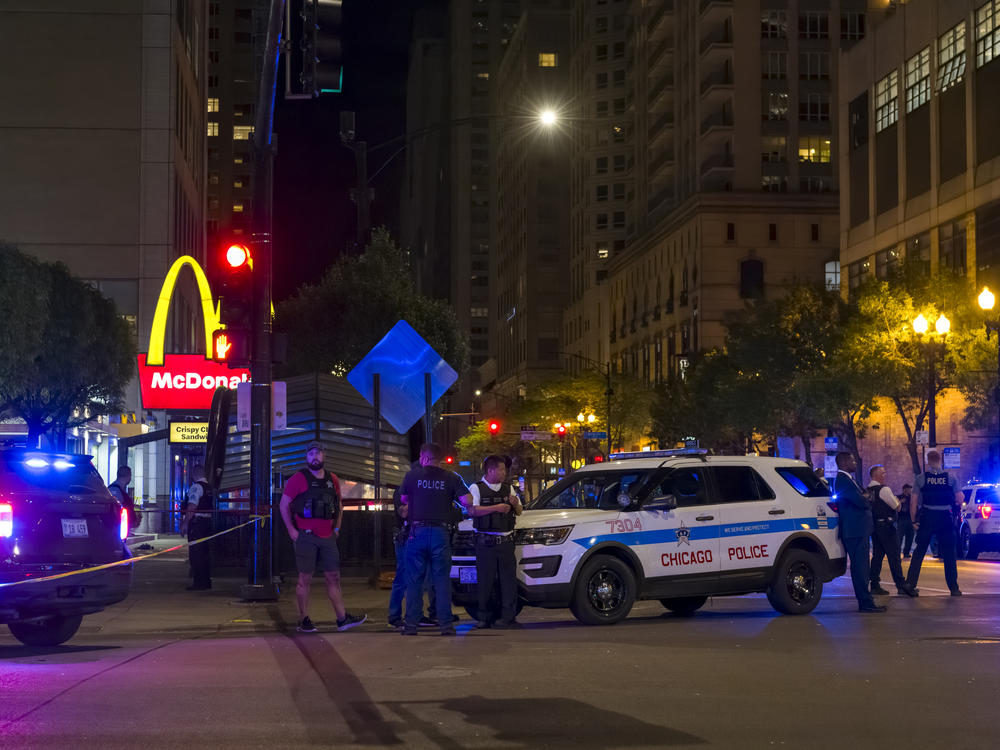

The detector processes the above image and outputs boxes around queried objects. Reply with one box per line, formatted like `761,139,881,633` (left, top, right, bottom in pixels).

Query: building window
905,47,931,113
596,213,608,230
612,183,625,200
612,211,625,229
761,10,787,39
939,219,967,275
596,185,608,201
612,98,625,115
595,16,608,33
938,22,967,91
613,41,625,59
762,136,787,163
613,154,626,171
207,97,219,113
875,246,902,279
976,0,1000,68
597,243,609,259
799,51,829,80
208,75,219,88
234,154,245,164
596,100,608,116
764,91,789,120
726,222,736,241
612,123,625,141
811,223,820,242
907,232,931,275
233,202,244,213
800,176,832,193
841,12,865,41
233,125,253,140
875,71,898,132
798,137,831,163
799,92,830,122
825,260,841,291
209,172,220,185
799,11,829,39
596,156,608,174
762,52,787,80
769,223,778,241
538,52,558,67
761,175,788,192
740,259,765,299
207,121,219,137
612,69,625,87
848,258,871,292
596,72,608,89
596,44,608,61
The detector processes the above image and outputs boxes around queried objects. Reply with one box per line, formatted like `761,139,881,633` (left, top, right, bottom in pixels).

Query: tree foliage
276,228,469,377
0,244,135,448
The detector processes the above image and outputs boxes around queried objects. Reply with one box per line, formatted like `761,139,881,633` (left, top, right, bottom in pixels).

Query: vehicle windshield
528,470,650,510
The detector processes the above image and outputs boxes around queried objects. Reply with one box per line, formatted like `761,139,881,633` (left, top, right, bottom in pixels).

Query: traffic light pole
241,0,284,602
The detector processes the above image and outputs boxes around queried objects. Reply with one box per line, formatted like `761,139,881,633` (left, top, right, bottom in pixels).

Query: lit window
597,243,609,259
937,22,966,91
764,91,789,120
234,155,245,164
761,10,787,39
538,53,558,67
233,125,254,140
825,261,841,291
234,178,244,188
976,0,1000,68
875,247,902,279
875,70,898,132
848,258,871,291
476,72,489,79
207,97,219,113
797,137,831,163
761,175,788,192
233,203,244,213
905,47,930,112
208,172,220,185
207,121,219,137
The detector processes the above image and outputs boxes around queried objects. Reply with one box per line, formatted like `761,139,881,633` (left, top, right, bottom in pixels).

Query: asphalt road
2,553,999,749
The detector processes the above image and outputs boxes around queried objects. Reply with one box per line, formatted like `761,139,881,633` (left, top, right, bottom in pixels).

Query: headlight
516,526,573,546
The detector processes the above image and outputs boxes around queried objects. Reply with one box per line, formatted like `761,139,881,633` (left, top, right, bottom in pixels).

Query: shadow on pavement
384,696,706,748
0,644,121,660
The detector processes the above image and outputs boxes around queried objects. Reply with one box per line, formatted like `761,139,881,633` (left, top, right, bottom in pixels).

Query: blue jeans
388,533,435,622
404,526,453,630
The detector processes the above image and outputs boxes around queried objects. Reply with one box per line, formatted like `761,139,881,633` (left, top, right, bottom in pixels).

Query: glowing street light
539,109,557,127
912,313,929,335
935,314,951,335
979,287,995,311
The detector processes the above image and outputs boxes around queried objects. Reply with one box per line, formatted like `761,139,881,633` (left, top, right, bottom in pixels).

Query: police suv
450,450,845,625
958,483,1000,559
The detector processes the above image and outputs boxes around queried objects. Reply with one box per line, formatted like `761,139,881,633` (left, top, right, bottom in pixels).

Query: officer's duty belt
475,533,513,546
411,520,449,528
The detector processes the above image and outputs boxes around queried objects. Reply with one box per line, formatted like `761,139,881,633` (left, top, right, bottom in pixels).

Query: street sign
520,424,539,432
942,446,961,469
824,437,838,452
583,431,608,440
521,430,553,441
824,454,838,477
684,437,699,449
915,430,929,445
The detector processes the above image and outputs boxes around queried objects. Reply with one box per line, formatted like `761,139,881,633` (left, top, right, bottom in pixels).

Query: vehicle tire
659,596,707,617
569,555,636,626
766,549,823,615
7,614,84,647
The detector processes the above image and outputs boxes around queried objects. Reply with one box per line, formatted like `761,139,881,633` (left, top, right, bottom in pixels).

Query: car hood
519,508,614,528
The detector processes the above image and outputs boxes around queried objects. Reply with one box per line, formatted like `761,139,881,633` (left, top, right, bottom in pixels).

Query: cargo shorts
294,531,340,574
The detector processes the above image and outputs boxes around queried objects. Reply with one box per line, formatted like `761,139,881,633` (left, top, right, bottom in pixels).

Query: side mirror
616,492,633,509
645,494,677,511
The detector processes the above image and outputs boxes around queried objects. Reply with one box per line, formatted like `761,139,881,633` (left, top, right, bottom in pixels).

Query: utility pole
340,111,373,249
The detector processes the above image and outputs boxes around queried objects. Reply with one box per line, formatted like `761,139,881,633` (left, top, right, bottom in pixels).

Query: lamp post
977,287,1000,469
912,312,950,448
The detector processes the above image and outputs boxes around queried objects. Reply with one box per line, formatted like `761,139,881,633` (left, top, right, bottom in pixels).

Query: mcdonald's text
137,354,250,410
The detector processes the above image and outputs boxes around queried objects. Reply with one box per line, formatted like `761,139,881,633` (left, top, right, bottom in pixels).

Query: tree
276,228,469,377
0,244,135,448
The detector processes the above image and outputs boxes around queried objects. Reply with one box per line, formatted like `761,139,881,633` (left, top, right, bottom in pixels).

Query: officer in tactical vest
866,465,917,597
905,450,964,596
279,441,367,633
180,463,214,590
464,454,523,629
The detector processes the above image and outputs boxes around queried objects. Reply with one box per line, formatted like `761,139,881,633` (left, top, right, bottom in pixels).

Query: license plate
459,567,477,584
61,518,89,538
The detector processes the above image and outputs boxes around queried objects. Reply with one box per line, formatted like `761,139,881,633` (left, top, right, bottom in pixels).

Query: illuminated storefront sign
137,255,250,411
169,421,210,444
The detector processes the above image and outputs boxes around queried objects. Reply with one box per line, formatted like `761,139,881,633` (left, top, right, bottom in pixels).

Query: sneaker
475,620,491,629
492,620,523,630
401,627,418,636
950,589,963,597
418,615,438,628
296,616,318,633
870,585,890,595
440,626,457,636
388,618,403,629
336,613,367,631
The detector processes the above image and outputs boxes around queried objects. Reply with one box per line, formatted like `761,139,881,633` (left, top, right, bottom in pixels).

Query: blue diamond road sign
347,320,459,434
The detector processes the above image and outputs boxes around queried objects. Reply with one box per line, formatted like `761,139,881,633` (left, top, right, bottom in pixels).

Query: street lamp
912,312,950,447
978,287,1000,470
539,109,558,127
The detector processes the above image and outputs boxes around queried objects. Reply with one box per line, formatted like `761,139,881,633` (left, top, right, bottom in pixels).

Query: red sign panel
137,354,250,411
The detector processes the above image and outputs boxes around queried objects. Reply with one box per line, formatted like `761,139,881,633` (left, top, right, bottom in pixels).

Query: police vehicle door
628,464,720,590
710,464,781,579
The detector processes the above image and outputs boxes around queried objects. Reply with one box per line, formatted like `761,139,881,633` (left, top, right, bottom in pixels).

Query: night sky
272,0,429,301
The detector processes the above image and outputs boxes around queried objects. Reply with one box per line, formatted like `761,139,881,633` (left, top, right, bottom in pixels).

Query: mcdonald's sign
136,255,250,411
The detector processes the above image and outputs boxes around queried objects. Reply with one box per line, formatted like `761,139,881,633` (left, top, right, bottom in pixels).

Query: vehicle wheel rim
588,569,625,613
786,561,815,604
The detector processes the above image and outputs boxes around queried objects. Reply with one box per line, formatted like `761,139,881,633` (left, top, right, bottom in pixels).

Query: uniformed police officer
279,441,367,633
399,443,471,636
865,465,917,598
464,454,522,629
180,463,213,591
905,450,963,596
388,467,439,629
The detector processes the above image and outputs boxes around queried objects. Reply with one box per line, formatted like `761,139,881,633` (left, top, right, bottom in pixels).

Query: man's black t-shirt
402,465,467,523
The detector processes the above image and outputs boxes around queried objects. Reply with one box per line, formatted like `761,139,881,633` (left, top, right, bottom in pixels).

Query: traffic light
212,329,250,364
445,456,454,465
215,242,253,366
556,424,567,441
488,420,501,436
295,0,343,97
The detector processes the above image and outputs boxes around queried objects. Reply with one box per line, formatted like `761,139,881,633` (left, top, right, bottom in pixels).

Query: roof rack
608,448,709,461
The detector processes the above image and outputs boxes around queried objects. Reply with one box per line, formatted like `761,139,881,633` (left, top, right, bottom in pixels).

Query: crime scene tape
0,516,267,589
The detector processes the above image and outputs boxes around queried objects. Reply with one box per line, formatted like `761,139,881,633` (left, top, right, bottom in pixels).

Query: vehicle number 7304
606,518,642,533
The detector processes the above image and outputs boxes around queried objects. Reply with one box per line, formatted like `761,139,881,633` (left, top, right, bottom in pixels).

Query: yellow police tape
0,516,267,589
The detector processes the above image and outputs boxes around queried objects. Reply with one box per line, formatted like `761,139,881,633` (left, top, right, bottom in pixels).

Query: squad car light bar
609,448,709,461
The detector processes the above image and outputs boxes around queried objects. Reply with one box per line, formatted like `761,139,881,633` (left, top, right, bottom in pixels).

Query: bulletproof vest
473,480,515,533
407,466,458,523
867,483,896,522
291,470,340,521
921,471,954,507
194,480,213,512
898,492,911,516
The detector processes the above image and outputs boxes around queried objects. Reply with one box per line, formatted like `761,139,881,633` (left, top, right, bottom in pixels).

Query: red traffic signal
212,329,250,365
556,424,567,440
488,420,501,435
445,456,454,464
225,243,251,269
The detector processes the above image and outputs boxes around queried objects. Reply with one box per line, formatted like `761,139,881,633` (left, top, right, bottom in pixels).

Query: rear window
1,454,107,494
976,487,1000,504
775,466,830,498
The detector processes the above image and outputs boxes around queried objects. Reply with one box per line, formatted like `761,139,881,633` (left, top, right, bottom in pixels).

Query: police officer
180,463,213,591
279,441,367,633
834,452,885,613
866,465,917,598
399,443,470,636
387,465,439,629
905,450,963,596
109,465,139,532
464,454,522,629
897,483,915,557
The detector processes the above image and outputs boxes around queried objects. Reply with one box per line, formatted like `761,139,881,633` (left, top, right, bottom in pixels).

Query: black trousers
475,535,517,623
906,509,958,592
870,520,905,589
188,518,212,588
842,535,875,608
898,516,915,556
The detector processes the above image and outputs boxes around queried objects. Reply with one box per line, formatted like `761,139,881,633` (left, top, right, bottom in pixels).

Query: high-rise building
492,2,573,397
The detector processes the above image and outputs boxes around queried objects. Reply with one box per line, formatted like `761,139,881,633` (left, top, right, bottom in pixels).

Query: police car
958,483,1000,559
451,449,845,625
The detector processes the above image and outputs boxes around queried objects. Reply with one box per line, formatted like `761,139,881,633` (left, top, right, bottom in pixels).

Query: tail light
826,495,839,514
981,505,993,520
119,507,129,540
0,503,12,537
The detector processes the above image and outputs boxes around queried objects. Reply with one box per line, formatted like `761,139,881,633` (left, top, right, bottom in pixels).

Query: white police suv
958,483,1000,559
451,449,845,625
